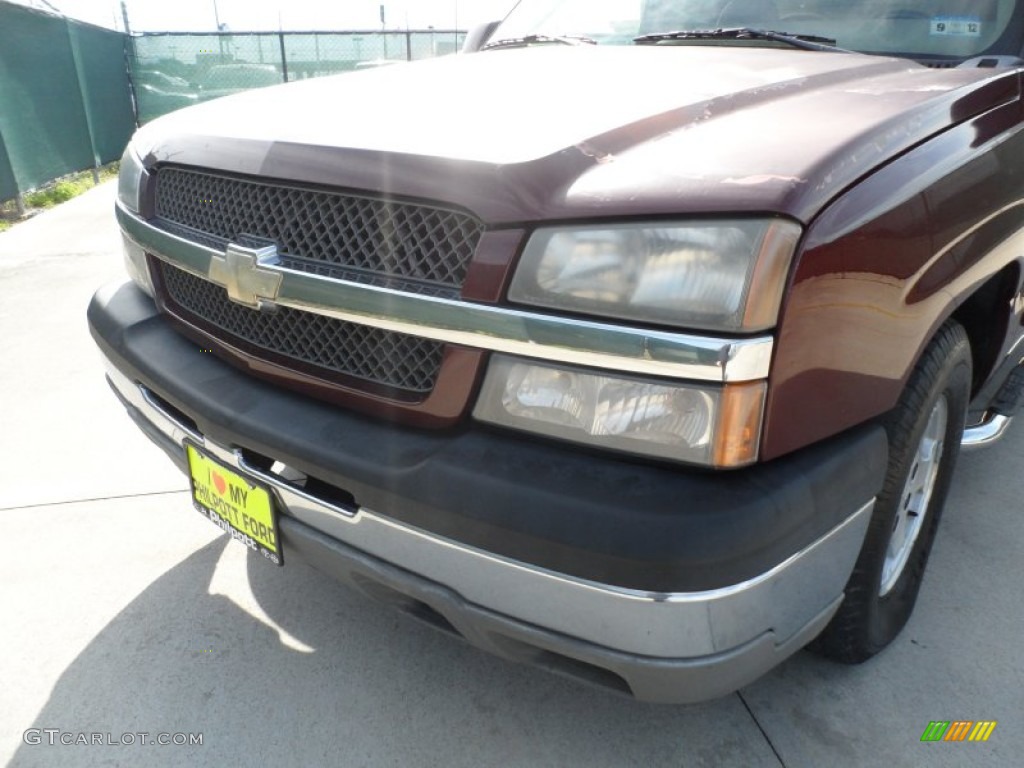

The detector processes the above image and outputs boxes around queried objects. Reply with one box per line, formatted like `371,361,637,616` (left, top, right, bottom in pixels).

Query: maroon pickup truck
89,0,1024,702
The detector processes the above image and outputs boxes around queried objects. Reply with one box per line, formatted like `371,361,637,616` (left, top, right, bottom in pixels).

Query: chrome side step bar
961,413,1013,452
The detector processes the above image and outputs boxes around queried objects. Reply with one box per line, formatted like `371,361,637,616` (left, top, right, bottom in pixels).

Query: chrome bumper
104,358,874,702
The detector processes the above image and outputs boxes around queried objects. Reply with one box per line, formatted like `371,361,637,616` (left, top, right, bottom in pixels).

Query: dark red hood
136,45,1020,224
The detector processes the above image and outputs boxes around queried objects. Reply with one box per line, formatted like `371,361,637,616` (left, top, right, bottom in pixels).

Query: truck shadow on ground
13,428,1021,767
11,535,780,767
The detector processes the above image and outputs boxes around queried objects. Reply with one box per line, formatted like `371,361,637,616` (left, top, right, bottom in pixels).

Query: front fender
763,95,1024,460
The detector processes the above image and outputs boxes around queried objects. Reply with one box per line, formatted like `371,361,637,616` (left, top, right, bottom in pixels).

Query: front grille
160,262,444,395
153,167,483,290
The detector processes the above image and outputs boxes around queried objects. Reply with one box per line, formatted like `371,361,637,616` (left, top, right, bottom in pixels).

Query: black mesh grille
153,166,483,289
160,262,444,394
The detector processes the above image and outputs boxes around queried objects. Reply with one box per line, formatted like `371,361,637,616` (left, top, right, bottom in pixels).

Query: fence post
405,30,412,61
278,33,289,82
123,34,140,127
0,128,22,212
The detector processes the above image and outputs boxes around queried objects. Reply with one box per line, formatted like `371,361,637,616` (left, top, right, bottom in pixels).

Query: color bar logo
921,721,997,742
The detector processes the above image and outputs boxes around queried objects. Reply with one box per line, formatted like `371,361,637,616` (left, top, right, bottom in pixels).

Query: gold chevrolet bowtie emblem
208,242,282,309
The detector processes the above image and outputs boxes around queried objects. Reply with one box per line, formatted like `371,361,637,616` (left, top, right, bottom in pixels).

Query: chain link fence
130,30,466,124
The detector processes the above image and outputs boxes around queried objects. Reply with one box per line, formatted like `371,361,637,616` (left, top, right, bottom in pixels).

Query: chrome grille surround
118,202,776,385
148,166,481,397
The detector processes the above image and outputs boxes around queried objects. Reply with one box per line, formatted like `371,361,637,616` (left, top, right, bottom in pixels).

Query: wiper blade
483,34,598,51
634,27,841,52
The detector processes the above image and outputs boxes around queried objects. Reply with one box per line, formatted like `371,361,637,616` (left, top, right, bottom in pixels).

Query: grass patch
24,178,93,208
1,162,120,230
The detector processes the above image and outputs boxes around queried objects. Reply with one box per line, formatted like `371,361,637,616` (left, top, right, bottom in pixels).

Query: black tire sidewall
862,323,971,653
811,320,973,663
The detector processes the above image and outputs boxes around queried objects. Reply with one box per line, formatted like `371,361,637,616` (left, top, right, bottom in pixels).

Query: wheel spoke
879,395,948,597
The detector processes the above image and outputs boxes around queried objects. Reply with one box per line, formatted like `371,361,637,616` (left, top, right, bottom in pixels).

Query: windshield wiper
483,34,598,51
634,28,842,52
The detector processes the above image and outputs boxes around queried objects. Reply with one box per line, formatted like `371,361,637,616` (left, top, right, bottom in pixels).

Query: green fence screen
0,1,134,201
0,1,464,204
70,22,137,166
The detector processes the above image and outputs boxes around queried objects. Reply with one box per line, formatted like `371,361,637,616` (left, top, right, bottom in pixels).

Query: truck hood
137,46,1020,224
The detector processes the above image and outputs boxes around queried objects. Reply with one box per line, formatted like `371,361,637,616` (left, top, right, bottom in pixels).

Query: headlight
508,219,801,332
117,142,145,213
474,355,766,467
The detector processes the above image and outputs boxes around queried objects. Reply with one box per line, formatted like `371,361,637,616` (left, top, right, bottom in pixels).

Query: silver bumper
105,358,873,702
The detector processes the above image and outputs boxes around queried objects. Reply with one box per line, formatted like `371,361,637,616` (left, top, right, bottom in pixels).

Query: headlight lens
508,219,801,332
117,142,145,213
117,141,153,296
474,355,766,467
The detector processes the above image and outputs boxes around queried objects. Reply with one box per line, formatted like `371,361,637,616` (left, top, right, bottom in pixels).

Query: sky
13,0,519,32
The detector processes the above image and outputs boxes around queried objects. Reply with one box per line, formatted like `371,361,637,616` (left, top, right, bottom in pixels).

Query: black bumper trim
88,281,888,593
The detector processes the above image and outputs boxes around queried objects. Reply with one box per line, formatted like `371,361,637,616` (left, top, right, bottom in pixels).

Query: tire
811,319,971,663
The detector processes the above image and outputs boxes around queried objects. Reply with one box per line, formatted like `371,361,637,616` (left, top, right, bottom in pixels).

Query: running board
961,413,1013,451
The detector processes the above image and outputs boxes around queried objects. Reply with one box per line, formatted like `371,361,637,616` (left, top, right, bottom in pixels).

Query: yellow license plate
185,442,282,566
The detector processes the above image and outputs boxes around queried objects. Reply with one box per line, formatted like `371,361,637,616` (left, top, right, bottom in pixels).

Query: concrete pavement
0,183,1020,766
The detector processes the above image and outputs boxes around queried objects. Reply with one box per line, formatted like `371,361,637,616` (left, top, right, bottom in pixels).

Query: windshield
493,0,1022,60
